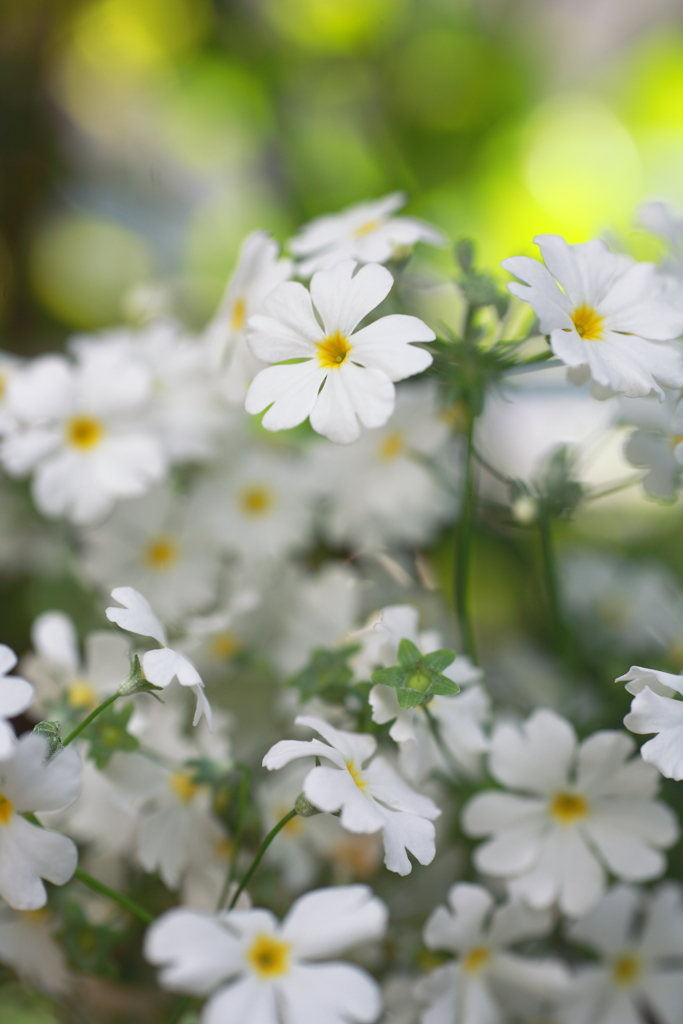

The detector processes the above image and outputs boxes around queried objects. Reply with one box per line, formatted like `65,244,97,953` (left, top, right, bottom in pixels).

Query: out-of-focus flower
619,392,683,499
145,885,387,1024
263,715,440,876
0,905,70,994
502,235,683,399
462,709,678,917
245,261,434,444
621,666,683,781
639,200,683,288
289,192,444,276
560,884,683,1024
204,231,293,402
415,883,569,1024
106,587,211,729
0,646,33,759
2,349,166,524
0,734,81,909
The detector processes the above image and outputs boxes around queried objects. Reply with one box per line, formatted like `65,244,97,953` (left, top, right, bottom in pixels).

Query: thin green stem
585,474,641,502
455,414,478,663
537,516,565,651
62,693,119,747
167,996,193,1024
229,809,297,910
74,867,154,925
216,765,252,911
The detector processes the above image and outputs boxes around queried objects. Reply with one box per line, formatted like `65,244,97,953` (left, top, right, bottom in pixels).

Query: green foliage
58,901,122,978
289,644,361,703
371,638,459,709
82,701,139,769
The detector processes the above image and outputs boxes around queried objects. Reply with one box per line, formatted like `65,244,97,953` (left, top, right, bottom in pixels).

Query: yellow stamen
462,945,491,974
168,770,199,804
67,679,98,710
316,330,352,370
671,434,683,450
210,632,241,661
570,303,605,341
246,933,291,979
353,219,381,239
238,484,275,517
611,953,642,987
65,415,104,450
143,535,180,571
378,430,405,461
231,297,246,332
549,791,589,826
0,791,13,826
346,760,369,792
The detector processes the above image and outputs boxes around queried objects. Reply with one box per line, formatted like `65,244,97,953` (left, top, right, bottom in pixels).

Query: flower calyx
117,655,164,699
371,638,459,710
32,720,63,759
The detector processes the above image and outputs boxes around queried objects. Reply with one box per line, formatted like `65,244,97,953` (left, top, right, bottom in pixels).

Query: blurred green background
4,0,683,352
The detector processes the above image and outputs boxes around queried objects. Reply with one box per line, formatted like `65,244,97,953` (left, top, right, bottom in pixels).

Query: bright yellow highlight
346,760,369,792
169,770,199,804
143,536,180,571
231,297,246,332
238,484,276,517
0,373,6,401
462,945,491,975
353,219,381,239
378,430,405,461
246,933,291,979
67,680,98,710
549,791,589,826
671,434,683,450
0,792,13,826
570,304,605,341
210,632,241,661
611,953,642,987
66,415,104,450
316,331,352,369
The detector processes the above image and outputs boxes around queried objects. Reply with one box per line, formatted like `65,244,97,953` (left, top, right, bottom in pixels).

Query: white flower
502,235,683,399
308,382,458,549
145,885,387,1024
621,665,683,781
105,587,212,729
289,192,444,276
639,200,683,286
245,260,435,444
462,709,678,917
263,715,441,876
0,733,81,910
204,230,293,401
618,391,683,499
415,883,569,1024
2,348,166,524
560,883,683,1024
0,646,33,760
0,904,70,994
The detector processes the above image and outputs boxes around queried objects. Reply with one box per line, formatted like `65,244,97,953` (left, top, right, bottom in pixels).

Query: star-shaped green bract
370,638,459,709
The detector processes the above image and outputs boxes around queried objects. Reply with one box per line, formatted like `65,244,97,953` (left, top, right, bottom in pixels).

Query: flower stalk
228,808,298,910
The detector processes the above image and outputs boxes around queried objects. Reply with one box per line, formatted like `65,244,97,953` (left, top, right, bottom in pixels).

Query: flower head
621,665,683,781
0,646,33,760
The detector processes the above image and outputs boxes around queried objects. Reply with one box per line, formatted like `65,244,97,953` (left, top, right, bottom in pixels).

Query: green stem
228,809,297,910
216,765,251,911
74,867,154,925
537,516,565,650
167,996,194,1024
62,693,119,747
585,474,641,502
455,414,478,662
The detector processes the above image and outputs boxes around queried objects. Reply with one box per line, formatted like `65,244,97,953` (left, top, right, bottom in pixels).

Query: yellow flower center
65,415,104,450
570,303,605,342
231,297,246,332
143,535,180,572
168,770,199,804
378,430,405,461
671,434,683,450
353,218,381,239
346,760,369,792
316,330,352,370
0,790,13,826
210,632,241,661
549,791,589,826
238,484,275,517
462,945,491,975
67,679,98,710
611,953,642,987
246,933,291,979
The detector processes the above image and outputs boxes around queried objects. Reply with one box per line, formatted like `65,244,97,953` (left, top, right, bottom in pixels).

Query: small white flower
619,392,683,499
0,904,70,994
502,234,683,399
621,665,683,781
462,709,678,917
204,230,293,401
145,885,387,1024
289,192,444,276
263,715,441,876
105,587,212,729
560,883,683,1024
415,883,569,1024
245,260,435,444
0,733,81,910
0,646,33,760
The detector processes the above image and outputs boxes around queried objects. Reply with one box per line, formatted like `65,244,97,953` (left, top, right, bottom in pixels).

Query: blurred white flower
290,192,444,276
145,885,387,1024
245,260,434,444
560,884,683,1024
0,734,81,910
106,587,211,729
0,646,33,760
263,715,441,876
2,348,166,524
0,905,70,994
415,883,569,1024
639,200,683,288
462,709,678,917
619,391,683,499
502,235,683,399
622,667,683,781
204,230,293,402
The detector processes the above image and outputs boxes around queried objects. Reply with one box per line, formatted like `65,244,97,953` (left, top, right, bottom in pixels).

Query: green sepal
371,642,459,709
82,702,139,769
32,720,63,759
117,655,165,700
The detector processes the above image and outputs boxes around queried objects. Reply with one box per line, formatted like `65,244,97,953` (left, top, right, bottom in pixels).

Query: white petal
349,316,434,381
423,883,493,953
245,363,325,430
204,978,278,1024
377,804,436,874
31,612,80,675
363,757,440,820
262,739,346,772
294,716,377,766
488,709,576,794
0,646,17,678
280,962,382,1024
0,815,77,910
0,676,33,721
2,734,82,813
624,687,683,780
311,261,393,337
618,666,683,698
309,371,362,444
567,884,640,958
106,587,166,646
145,908,242,994
282,885,388,958
304,766,385,833
141,648,203,689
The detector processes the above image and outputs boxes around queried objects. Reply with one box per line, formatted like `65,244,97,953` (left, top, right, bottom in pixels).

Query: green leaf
82,702,139,770
289,644,361,703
